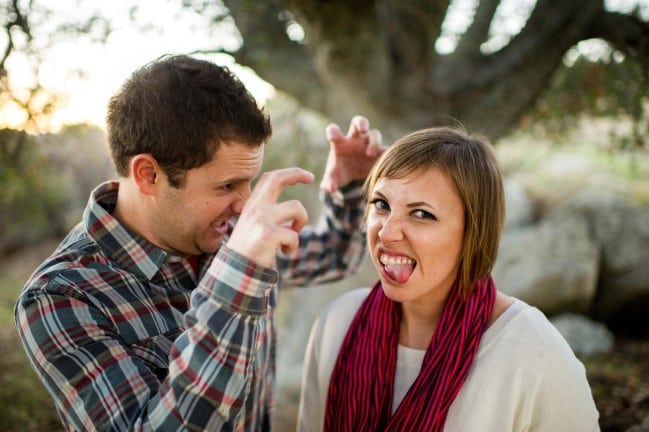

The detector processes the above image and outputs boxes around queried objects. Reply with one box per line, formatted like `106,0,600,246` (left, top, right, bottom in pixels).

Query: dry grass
0,239,63,431
584,339,649,431
0,328,62,431
1,117,647,429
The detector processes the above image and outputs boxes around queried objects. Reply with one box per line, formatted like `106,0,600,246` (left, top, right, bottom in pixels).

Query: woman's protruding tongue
384,263,414,283
380,254,416,283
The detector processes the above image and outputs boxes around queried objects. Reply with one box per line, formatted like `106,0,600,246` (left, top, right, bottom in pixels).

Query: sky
2,0,647,133
2,1,275,131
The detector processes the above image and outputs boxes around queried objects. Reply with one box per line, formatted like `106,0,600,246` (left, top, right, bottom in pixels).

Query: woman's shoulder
484,299,586,372
317,287,371,326
309,288,371,352
323,287,371,311
469,299,600,428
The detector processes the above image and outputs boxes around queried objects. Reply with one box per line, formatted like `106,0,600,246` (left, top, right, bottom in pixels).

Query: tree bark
223,0,649,142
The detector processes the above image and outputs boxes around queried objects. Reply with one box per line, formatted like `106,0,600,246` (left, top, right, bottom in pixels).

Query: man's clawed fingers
227,167,315,267
320,115,385,193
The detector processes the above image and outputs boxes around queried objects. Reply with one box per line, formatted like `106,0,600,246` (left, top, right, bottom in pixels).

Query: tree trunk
223,0,649,142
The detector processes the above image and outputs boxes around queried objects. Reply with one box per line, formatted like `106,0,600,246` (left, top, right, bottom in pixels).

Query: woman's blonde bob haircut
363,126,505,298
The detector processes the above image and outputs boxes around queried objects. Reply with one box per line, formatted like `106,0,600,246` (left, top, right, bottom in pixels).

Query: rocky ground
584,338,649,431
2,240,647,431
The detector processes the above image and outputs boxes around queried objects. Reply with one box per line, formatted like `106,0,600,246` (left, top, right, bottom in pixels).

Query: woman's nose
378,215,404,242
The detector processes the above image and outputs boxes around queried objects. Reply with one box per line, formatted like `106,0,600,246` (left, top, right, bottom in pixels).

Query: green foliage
0,329,62,431
0,129,66,252
262,93,330,215
496,116,649,208
530,52,649,151
0,241,63,431
0,278,60,429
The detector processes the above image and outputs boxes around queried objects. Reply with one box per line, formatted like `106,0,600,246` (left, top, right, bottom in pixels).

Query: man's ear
131,154,160,196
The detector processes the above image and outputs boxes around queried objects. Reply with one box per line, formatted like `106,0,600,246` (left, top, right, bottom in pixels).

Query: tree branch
273,0,398,123
1,0,31,77
586,9,649,69
438,0,605,138
378,0,449,90
454,0,499,59
478,0,602,86
218,0,648,141
282,0,388,86
222,0,327,112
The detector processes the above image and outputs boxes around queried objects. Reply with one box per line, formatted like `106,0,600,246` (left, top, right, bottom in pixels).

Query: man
15,55,383,431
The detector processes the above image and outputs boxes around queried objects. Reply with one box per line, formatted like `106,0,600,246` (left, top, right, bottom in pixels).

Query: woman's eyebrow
406,201,434,209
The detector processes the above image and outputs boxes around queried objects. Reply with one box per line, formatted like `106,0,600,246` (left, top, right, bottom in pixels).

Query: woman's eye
412,209,436,220
370,198,389,211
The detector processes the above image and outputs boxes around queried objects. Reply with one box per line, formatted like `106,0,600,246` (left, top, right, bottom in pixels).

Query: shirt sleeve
15,245,277,431
277,181,367,288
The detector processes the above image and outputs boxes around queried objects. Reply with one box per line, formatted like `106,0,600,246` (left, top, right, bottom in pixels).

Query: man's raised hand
226,167,314,268
320,115,385,193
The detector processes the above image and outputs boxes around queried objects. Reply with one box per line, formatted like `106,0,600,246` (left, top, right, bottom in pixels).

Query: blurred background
1,1,648,431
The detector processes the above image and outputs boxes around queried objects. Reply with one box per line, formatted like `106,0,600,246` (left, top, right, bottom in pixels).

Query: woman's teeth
380,254,415,266
379,254,416,283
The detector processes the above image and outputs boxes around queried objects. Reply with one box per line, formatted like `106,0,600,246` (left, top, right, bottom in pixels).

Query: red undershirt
187,255,200,277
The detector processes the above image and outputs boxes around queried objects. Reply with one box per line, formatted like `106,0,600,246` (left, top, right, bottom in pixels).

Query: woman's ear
130,154,160,196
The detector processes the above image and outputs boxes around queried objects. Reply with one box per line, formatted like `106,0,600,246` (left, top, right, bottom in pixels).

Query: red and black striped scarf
324,276,496,431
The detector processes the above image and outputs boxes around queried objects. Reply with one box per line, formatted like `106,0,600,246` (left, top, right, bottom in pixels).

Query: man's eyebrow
216,176,250,185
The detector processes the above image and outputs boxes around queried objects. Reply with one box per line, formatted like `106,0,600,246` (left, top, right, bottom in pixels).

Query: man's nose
231,185,252,214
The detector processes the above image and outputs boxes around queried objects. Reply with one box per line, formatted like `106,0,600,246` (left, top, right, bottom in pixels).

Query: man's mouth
212,219,229,235
379,253,416,283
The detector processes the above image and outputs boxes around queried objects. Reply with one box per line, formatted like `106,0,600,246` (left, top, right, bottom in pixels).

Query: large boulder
556,191,649,336
492,210,600,315
503,177,536,228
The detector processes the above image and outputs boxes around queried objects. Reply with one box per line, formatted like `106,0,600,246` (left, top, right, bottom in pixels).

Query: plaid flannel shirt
15,180,366,431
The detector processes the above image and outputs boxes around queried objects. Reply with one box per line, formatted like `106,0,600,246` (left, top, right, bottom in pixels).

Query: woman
297,127,600,431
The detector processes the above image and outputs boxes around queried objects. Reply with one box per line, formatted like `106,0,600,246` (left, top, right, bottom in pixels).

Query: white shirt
297,288,600,431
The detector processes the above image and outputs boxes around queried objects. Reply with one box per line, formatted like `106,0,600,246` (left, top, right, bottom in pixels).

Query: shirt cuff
199,245,278,315
326,180,365,207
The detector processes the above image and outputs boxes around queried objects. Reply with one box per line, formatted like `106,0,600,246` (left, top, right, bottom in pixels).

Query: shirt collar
83,181,168,280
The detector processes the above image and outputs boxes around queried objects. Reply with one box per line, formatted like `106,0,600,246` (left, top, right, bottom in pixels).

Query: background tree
2,0,648,142
1,0,110,131
211,0,649,142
